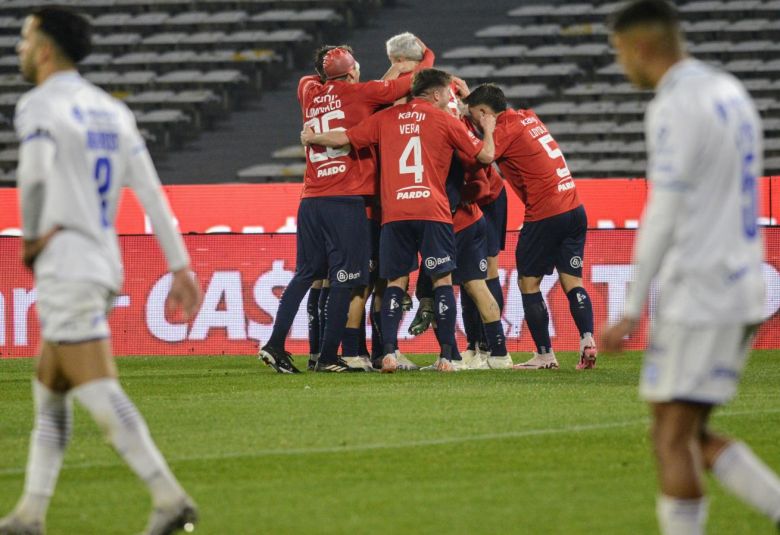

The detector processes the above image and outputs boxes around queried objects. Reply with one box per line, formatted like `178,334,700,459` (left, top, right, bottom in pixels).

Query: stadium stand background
0,0,778,184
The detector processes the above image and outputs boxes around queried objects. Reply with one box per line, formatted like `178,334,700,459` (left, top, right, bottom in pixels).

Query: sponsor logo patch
570,256,582,269
424,256,451,270
336,270,361,283
479,259,488,272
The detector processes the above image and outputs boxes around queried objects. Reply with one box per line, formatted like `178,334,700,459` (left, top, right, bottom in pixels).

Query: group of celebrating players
259,32,598,374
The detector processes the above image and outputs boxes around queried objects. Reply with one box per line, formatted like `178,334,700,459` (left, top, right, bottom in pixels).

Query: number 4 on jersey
399,136,423,183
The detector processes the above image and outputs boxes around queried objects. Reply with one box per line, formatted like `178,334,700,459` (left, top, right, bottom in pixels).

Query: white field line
0,407,778,477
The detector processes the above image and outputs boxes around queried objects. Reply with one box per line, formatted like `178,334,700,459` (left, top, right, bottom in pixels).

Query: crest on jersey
570,256,583,269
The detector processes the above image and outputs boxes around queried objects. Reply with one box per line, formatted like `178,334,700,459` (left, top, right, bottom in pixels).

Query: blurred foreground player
465,84,597,370
303,68,496,372
603,2,780,533
0,8,201,535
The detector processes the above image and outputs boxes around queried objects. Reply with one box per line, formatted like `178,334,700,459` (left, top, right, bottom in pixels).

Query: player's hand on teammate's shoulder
167,268,202,320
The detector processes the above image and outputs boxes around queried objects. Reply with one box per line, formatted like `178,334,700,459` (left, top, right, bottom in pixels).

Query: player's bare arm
380,60,418,80
301,125,351,149
476,114,496,164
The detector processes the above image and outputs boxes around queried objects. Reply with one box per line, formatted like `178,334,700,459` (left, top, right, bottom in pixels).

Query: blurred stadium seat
0,0,778,182
0,0,378,182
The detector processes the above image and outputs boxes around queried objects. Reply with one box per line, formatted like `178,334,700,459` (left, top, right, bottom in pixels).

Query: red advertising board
2,230,780,357
0,178,775,236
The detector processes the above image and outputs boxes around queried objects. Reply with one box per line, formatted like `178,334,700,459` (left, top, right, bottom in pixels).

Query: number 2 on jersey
399,136,423,183
94,157,112,228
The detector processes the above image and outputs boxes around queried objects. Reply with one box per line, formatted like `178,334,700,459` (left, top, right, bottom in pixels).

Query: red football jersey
453,202,483,233
298,74,412,198
463,117,505,204
453,166,489,233
493,108,580,221
346,98,484,225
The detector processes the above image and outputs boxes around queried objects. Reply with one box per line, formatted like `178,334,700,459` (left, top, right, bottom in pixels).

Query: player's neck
35,62,76,86
650,53,687,90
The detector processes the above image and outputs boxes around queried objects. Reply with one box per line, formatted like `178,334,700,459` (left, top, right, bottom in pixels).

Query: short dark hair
462,83,507,113
609,0,679,33
314,44,353,82
32,6,92,64
410,68,451,97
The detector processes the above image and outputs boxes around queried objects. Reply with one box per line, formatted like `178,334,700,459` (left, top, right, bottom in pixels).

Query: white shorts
639,321,756,405
36,279,114,343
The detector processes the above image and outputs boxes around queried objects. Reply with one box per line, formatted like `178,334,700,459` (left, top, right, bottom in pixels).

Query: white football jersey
626,58,765,324
15,71,188,291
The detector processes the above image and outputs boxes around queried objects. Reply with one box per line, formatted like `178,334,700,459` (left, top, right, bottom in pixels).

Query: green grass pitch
1,351,779,534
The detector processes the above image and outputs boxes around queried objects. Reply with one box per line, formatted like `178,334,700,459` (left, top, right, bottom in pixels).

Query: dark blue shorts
295,196,370,287
369,217,381,284
453,217,488,285
379,220,456,280
515,204,587,278
481,187,507,257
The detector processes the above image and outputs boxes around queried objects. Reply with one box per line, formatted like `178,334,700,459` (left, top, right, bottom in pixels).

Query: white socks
656,495,708,535
72,378,185,508
712,441,780,523
14,381,72,523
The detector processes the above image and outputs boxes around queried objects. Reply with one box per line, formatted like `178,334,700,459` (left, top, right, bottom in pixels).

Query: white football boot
394,351,419,371
342,356,375,372
513,350,559,370
487,354,514,369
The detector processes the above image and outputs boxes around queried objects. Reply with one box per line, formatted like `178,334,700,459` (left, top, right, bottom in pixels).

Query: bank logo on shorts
479,259,488,272
570,256,582,269
425,256,452,269
336,270,361,283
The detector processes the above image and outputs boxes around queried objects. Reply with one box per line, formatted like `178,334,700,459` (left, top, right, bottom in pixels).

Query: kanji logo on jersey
479,259,488,272
570,256,582,269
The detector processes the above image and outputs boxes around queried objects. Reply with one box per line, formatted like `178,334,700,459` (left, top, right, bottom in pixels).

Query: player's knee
519,276,541,293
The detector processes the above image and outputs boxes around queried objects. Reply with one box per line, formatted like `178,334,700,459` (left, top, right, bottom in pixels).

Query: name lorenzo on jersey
523,112,574,192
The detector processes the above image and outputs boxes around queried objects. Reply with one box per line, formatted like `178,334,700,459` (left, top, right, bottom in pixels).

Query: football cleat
381,353,398,373
314,358,357,373
0,515,43,535
142,496,197,535
408,298,434,336
342,356,376,372
401,292,413,312
513,351,559,370
487,354,514,369
462,349,489,370
258,345,301,374
395,351,419,371
434,357,468,372
307,353,320,371
576,334,597,370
